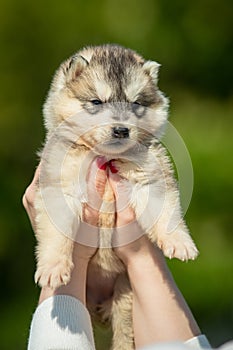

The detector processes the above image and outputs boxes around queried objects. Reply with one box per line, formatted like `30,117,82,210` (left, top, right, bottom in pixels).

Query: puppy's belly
87,261,116,305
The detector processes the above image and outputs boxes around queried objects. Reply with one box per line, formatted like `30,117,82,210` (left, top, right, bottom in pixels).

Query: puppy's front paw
35,258,74,289
157,230,199,261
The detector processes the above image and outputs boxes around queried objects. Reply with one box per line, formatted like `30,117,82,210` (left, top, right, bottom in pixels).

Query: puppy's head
44,45,168,156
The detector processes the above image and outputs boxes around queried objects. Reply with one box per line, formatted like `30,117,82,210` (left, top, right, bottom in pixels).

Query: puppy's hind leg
111,273,134,350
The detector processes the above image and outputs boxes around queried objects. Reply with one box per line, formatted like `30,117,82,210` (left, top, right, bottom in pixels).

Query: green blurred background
0,0,232,349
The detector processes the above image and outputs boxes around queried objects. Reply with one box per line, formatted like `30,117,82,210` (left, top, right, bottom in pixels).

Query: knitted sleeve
27,295,95,350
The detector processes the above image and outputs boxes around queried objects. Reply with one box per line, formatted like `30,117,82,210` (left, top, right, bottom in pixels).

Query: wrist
73,242,97,263
123,240,167,273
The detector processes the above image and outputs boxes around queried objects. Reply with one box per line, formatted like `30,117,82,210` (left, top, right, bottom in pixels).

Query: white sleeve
185,334,212,348
27,295,95,350
219,341,233,350
139,335,212,350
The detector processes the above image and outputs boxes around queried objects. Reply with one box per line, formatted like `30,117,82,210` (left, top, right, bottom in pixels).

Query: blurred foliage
0,0,232,349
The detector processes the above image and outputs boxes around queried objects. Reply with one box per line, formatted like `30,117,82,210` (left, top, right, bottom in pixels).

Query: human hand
74,157,107,260
22,164,40,229
108,171,154,266
82,156,107,225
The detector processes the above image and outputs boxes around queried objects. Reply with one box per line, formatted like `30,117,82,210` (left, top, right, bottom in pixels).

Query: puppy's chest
57,146,163,203
115,159,162,185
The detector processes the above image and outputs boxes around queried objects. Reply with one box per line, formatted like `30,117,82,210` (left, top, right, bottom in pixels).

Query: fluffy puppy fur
34,44,198,350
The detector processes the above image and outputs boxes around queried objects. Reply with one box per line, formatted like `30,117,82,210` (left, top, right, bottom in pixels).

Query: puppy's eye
91,99,102,105
132,101,145,118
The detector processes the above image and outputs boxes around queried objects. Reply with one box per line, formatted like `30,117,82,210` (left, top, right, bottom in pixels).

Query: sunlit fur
34,45,198,350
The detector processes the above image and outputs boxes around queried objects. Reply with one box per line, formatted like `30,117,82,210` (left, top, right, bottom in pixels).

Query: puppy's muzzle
112,126,129,139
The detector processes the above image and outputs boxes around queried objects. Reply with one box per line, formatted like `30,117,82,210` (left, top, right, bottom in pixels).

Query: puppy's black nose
112,126,129,139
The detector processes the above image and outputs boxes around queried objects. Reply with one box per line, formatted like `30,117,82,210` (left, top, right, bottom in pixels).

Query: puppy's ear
143,61,161,85
64,55,89,81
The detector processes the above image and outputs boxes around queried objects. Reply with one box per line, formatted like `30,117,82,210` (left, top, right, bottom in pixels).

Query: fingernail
109,160,118,173
96,157,107,170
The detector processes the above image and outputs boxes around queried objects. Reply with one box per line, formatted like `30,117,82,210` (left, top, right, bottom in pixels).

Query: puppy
34,44,198,349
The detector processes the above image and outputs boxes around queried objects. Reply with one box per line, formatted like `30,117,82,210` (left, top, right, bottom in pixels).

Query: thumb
86,157,107,210
108,171,133,212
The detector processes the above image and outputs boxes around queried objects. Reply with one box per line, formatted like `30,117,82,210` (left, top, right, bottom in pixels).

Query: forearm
39,255,89,305
125,239,201,348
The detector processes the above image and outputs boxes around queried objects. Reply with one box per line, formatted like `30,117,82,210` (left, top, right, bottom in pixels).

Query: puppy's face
44,45,168,156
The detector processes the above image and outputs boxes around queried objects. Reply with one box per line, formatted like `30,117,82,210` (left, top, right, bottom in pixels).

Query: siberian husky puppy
34,44,198,350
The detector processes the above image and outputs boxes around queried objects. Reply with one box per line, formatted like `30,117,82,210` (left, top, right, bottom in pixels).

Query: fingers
108,167,144,248
108,171,133,215
83,157,108,224
108,171,135,228
81,157,108,243
22,163,41,229
86,157,108,209
22,163,41,208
